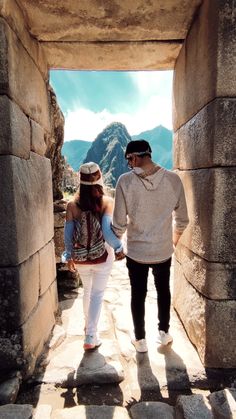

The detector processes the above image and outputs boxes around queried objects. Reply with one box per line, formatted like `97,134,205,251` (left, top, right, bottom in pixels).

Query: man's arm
112,179,128,237
173,181,189,247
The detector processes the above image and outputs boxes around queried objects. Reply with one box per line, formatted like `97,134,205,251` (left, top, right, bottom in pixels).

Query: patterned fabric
72,211,107,262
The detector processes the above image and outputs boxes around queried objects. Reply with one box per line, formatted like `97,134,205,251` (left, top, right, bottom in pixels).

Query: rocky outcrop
61,161,79,194
46,85,65,201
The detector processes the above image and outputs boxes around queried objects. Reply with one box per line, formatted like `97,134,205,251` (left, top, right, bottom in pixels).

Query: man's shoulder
164,169,182,189
117,171,134,184
164,169,180,180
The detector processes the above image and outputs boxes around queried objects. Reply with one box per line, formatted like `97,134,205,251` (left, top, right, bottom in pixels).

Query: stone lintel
13,0,203,43
177,167,236,263
174,98,236,170
42,41,182,70
174,260,236,368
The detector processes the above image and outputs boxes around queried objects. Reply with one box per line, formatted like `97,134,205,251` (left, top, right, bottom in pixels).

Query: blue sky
50,70,173,142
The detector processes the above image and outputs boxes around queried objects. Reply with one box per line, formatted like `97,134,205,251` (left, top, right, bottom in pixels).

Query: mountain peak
62,124,173,187
83,122,132,187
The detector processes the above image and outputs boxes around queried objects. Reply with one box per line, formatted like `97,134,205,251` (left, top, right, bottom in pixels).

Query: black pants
126,256,172,340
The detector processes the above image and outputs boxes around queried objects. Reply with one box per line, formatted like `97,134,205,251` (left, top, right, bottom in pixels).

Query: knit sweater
112,167,189,263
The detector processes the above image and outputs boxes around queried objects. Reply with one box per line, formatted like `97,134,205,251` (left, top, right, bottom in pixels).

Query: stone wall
173,0,236,367
0,0,57,377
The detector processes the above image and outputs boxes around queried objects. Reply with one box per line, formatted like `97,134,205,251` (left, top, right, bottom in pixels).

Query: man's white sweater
112,167,189,263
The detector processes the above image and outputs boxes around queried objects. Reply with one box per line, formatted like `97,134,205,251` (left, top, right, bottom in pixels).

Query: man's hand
67,259,76,272
115,250,126,261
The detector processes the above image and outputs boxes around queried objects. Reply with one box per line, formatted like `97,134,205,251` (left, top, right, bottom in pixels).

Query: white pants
76,246,114,337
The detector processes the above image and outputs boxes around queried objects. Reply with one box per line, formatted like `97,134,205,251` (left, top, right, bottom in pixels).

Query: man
112,140,189,352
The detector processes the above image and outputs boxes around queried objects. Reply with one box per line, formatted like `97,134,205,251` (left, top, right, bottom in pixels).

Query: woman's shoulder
67,199,78,209
103,195,114,204
102,195,114,214
66,199,81,218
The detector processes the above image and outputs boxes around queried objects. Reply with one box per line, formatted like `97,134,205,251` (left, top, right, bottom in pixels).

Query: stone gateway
0,0,235,384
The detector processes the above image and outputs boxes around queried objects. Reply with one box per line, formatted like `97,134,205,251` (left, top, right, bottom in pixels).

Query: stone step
29,388,236,418
51,405,129,419
0,404,33,419
1,387,236,417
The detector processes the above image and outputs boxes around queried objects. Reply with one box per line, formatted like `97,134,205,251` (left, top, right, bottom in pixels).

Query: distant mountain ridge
132,125,173,169
62,139,92,171
61,123,173,187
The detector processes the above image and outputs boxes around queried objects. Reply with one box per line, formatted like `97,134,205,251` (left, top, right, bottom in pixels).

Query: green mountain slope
132,125,173,169
61,124,173,178
62,140,92,171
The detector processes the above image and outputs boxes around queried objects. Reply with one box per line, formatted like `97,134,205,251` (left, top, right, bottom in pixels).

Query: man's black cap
125,140,152,158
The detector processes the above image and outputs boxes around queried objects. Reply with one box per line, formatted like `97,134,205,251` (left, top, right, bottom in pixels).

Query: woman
62,162,124,350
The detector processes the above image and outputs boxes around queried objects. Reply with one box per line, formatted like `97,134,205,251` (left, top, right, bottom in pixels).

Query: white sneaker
157,330,173,346
83,335,102,351
132,338,148,353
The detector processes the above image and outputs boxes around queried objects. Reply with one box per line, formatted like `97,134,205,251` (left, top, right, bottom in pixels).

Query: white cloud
129,70,173,97
64,108,112,141
64,96,173,141
64,71,173,141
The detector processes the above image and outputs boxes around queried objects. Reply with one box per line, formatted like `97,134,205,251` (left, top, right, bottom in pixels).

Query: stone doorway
0,0,235,387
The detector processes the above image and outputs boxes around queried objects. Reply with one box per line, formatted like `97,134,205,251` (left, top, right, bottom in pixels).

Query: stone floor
14,260,236,418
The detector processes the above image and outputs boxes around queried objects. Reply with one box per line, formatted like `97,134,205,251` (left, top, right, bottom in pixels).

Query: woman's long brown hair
75,184,104,215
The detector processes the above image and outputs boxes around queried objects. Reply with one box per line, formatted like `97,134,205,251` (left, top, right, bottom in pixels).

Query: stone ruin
0,0,235,385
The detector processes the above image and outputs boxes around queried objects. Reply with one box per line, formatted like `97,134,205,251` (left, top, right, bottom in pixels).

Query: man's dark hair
125,140,152,158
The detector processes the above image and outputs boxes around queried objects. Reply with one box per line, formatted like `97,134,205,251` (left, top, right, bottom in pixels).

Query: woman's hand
67,259,76,273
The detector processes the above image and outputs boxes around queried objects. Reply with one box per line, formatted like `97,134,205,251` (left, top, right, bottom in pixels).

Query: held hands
115,250,126,261
67,259,76,273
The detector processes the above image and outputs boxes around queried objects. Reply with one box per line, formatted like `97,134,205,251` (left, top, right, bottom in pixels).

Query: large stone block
0,404,33,418
0,333,23,373
173,0,236,130
0,0,48,80
174,98,236,169
0,253,39,330
42,40,182,70
39,240,56,296
175,394,212,419
209,388,236,418
21,280,57,376
30,119,47,156
0,95,30,158
0,153,54,266
15,0,202,42
175,244,236,300
173,260,236,367
177,167,236,262
0,18,50,131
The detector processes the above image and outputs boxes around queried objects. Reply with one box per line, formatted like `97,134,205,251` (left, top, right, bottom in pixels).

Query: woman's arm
61,201,76,272
102,196,125,256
